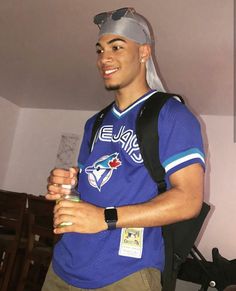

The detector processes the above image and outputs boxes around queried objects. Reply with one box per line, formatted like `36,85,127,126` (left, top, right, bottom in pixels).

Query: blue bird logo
85,153,122,191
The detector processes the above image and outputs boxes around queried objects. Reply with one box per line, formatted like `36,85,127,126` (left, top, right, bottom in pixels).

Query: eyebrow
96,38,127,47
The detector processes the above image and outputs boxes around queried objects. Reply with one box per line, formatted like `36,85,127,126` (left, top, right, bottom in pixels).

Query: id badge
118,228,144,259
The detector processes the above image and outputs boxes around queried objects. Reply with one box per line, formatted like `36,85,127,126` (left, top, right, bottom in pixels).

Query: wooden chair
0,189,27,291
17,195,57,291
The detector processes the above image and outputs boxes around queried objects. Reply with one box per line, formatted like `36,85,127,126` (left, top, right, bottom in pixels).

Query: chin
105,84,121,91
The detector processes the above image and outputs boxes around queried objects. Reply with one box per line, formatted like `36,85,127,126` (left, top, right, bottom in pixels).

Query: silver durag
98,16,165,92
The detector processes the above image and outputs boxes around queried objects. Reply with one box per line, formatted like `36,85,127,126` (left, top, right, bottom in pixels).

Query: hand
53,200,107,234
45,167,79,201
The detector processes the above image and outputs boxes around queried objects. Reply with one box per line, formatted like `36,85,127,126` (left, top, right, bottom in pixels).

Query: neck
114,83,151,111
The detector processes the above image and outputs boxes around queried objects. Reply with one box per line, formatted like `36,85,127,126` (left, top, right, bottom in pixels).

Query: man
43,7,205,291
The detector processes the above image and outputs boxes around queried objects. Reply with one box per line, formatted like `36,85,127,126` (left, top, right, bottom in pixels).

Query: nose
98,51,113,65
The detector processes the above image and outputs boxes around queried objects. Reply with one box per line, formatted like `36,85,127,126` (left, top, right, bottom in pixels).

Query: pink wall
198,115,236,260
0,97,19,186
1,107,235,263
3,108,95,196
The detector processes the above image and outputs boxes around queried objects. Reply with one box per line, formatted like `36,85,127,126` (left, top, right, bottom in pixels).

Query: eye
96,48,104,54
112,45,123,51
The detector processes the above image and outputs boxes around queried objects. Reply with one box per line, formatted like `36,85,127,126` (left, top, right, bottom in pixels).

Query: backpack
178,246,236,290
89,91,210,291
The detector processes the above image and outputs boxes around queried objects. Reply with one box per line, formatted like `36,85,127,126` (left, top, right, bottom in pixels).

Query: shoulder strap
136,92,210,291
89,102,114,152
136,92,184,193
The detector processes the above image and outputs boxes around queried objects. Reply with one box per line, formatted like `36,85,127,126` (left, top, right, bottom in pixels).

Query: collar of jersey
112,89,157,119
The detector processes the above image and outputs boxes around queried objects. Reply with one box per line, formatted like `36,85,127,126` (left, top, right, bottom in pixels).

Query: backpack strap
136,92,184,193
136,92,210,291
89,102,114,152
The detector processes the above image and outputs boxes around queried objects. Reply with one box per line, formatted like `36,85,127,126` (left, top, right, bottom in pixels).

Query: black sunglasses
94,7,136,28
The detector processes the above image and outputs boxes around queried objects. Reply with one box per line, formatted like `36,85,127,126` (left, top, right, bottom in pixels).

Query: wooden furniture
17,195,57,291
0,189,27,291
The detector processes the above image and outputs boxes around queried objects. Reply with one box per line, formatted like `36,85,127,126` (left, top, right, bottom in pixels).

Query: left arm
116,163,204,228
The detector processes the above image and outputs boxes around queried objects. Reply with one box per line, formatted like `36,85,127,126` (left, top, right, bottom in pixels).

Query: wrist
104,207,118,230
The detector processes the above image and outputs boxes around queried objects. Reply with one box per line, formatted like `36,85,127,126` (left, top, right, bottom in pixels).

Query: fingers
53,201,106,234
54,213,75,230
47,183,71,196
45,167,79,200
51,167,79,179
48,169,76,186
53,200,79,225
69,167,79,177
45,184,69,201
45,193,59,200
54,224,75,234
54,200,76,215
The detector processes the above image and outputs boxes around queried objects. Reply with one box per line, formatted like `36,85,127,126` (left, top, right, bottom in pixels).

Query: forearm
116,187,203,229
54,164,204,234
54,186,203,235
116,164,204,229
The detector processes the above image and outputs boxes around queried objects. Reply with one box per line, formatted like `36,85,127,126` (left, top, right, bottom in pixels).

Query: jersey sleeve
158,98,205,177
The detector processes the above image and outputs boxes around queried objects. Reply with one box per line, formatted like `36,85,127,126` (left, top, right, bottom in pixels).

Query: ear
139,44,151,63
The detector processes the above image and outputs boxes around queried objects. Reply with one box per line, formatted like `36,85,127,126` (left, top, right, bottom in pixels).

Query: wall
0,2,233,290
2,106,236,263
198,115,236,260
1,107,235,291
3,107,96,195
0,97,19,186
175,114,236,291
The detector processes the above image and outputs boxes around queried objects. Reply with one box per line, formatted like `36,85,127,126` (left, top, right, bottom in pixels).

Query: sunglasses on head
94,7,136,28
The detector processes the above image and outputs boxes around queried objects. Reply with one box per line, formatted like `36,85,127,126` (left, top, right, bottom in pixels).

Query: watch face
105,208,118,222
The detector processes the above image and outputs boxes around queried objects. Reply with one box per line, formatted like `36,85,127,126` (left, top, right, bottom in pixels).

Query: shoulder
160,97,199,125
83,112,102,136
159,95,202,140
158,97,205,175
85,113,98,128
85,102,114,130
159,97,202,137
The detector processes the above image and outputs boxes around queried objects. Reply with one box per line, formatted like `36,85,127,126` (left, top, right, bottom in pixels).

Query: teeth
105,68,118,75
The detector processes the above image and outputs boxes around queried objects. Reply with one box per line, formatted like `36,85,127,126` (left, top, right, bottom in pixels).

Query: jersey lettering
99,125,113,142
98,125,143,163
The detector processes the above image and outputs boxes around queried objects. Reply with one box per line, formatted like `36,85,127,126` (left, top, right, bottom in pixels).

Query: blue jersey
52,90,205,288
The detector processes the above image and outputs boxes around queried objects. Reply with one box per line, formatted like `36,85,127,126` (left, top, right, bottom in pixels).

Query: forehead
96,34,136,46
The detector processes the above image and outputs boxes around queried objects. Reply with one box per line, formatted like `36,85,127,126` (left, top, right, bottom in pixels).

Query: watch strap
104,207,118,230
107,220,117,230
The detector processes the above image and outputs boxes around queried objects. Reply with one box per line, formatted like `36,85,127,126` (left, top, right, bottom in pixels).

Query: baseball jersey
52,89,205,288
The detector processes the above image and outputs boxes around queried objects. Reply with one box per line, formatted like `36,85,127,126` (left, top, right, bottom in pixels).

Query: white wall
0,97,19,186
3,107,96,195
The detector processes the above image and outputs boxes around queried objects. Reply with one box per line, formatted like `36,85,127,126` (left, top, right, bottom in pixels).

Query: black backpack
89,91,210,291
178,246,236,291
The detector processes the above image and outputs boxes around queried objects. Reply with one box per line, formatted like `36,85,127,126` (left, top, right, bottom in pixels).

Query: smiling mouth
103,68,119,78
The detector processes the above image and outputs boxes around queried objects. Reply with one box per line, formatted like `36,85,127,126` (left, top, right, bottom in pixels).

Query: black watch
104,207,118,230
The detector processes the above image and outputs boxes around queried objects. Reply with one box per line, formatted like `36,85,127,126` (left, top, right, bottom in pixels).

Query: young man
43,7,205,291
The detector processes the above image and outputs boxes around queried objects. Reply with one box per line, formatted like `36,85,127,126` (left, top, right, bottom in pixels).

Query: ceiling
0,0,233,115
